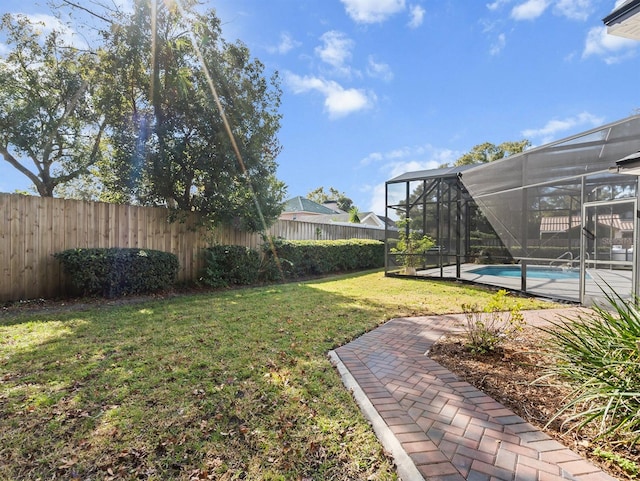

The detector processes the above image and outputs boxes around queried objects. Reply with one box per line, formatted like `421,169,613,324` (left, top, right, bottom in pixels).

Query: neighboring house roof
281,196,392,228
292,211,387,228
377,215,397,229
540,214,634,234
322,200,346,214
281,196,339,215
603,0,640,40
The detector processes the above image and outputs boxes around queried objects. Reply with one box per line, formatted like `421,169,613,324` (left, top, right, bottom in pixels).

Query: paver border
329,309,619,481
328,350,426,481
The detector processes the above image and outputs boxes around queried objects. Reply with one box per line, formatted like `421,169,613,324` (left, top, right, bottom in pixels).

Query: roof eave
603,0,640,25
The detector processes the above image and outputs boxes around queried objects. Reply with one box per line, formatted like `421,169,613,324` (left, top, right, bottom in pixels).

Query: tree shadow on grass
0,280,401,480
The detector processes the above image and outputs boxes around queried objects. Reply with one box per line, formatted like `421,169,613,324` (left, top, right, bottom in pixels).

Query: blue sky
1,0,639,215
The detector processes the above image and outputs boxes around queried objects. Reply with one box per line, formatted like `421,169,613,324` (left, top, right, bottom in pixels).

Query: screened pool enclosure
385,115,640,304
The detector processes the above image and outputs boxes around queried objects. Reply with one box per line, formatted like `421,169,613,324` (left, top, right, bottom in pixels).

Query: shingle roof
282,196,338,214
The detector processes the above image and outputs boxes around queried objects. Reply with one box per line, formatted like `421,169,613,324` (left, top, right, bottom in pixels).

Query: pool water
470,265,581,280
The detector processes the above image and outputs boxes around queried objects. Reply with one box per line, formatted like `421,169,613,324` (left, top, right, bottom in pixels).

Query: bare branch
58,0,113,24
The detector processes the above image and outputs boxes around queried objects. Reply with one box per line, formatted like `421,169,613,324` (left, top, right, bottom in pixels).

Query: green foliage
540,289,640,444
201,245,262,288
262,238,384,280
1,4,286,229
349,206,361,223
54,248,179,298
96,2,285,229
306,186,354,212
390,218,435,269
593,448,639,477
200,240,384,287
453,139,531,166
461,289,524,354
2,271,547,480
0,13,106,197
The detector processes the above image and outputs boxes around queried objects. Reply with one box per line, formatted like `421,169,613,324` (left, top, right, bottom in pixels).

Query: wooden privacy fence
0,193,385,302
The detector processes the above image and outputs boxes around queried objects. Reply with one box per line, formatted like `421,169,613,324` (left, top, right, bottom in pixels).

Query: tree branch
0,145,46,195
59,0,113,24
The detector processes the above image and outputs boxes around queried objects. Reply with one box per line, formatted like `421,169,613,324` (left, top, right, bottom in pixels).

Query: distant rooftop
282,196,339,215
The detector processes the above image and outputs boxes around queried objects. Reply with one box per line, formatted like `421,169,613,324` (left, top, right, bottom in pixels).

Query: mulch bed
429,327,639,480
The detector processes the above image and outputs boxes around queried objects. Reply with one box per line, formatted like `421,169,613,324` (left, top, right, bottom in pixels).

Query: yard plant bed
429,326,640,481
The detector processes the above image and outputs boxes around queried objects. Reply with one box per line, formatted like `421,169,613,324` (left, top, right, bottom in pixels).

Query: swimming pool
470,265,582,280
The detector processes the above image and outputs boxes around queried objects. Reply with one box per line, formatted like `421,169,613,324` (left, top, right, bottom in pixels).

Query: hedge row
55,240,385,298
201,239,384,287
201,245,262,288
55,248,179,298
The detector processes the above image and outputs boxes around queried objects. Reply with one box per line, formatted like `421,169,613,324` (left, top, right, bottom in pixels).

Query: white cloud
507,0,594,21
315,31,354,71
285,72,375,119
367,183,389,216
553,0,592,21
521,112,604,144
582,26,637,63
268,32,300,55
340,0,406,24
17,13,87,49
487,0,511,10
360,144,460,213
359,144,458,167
490,33,507,55
511,0,550,20
367,56,394,81
408,5,425,28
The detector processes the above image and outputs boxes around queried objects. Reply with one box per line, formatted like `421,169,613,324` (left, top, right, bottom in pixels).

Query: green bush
461,289,524,354
540,289,640,444
262,238,384,279
200,239,384,287
54,248,179,298
201,245,261,287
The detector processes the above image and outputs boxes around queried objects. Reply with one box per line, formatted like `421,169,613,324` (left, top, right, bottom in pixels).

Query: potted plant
390,219,435,275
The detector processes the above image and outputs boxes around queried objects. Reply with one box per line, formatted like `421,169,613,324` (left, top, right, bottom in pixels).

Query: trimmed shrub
200,239,384,287
54,248,179,298
261,238,384,280
201,245,261,287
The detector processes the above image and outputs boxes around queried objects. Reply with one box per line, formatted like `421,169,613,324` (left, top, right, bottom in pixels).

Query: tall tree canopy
97,0,286,230
0,13,106,197
307,186,354,212
453,140,530,166
0,1,286,231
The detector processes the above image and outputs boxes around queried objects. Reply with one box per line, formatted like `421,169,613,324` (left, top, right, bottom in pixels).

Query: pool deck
330,308,619,481
418,263,633,304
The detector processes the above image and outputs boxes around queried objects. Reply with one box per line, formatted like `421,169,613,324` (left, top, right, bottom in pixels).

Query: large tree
1,2,286,231
0,13,106,197
95,1,285,230
454,140,530,166
307,186,354,212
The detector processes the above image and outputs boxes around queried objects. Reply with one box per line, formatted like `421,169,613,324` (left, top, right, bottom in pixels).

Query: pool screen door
581,199,637,305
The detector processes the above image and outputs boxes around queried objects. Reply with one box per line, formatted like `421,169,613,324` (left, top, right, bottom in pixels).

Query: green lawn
0,270,554,480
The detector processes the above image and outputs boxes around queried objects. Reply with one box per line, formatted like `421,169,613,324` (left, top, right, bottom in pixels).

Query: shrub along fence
0,193,385,302
201,239,385,288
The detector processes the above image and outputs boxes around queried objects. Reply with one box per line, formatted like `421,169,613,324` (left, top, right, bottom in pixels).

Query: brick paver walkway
330,308,618,481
